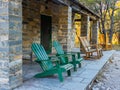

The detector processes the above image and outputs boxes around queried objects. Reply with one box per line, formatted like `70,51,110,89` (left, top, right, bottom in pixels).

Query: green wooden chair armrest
56,54,71,57
56,55,67,58
35,58,59,62
57,54,76,59
48,54,62,61
64,51,80,53
64,52,81,58
62,53,75,56
35,59,59,62
50,59,60,67
71,52,80,54
51,59,60,63
35,59,50,62
64,52,80,55
48,55,58,59
35,59,60,65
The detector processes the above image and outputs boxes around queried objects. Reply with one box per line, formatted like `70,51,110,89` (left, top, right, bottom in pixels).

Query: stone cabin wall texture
0,0,22,89
22,0,60,57
58,6,73,51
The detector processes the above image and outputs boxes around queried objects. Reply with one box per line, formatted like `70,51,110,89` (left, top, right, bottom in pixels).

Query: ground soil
92,51,120,90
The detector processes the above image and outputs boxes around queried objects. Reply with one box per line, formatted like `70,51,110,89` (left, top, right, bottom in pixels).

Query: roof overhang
52,0,68,6
51,0,100,19
70,0,100,20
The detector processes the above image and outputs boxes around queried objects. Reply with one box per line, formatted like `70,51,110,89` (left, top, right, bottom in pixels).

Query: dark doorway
41,15,52,54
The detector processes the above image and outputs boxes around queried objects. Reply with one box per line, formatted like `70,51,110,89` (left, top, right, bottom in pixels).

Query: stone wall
91,20,99,44
67,7,74,52
22,0,99,57
22,0,40,53
22,0,59,56
39,1,59,52
58,6,73,51
0,0,22,89
0,0,9,88
22,0,75,56
81,15,90,37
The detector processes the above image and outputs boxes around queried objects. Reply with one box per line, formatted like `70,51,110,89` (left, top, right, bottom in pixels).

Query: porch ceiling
53,0,100,20
35,0,100,20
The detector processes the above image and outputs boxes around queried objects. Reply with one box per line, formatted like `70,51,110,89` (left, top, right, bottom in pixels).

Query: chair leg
79,63,81,68
67,70,71,76
58,70,63,82
86,53,88,58
86,53,88,57
101,50,103,56
74,64,77,71
77,52,80,58
100,50,102,57
90,52,93,56
97,51,100,59
87,53,91,57
72,55,77,71
88,53,90,57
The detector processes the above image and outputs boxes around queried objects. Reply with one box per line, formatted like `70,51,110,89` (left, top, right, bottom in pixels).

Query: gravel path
92,51,120,90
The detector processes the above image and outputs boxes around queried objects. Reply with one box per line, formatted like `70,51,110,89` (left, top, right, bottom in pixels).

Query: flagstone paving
14,50,115,90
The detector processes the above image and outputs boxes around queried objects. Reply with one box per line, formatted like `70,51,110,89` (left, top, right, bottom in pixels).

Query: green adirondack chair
53,41,83,71
31,43,73,82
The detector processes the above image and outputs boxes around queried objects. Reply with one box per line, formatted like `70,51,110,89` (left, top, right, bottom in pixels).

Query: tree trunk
101,21,106,45
119,32,120,44
109,16,114,43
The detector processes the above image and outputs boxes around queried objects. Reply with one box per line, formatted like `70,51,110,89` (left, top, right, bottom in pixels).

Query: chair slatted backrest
53,41,66,64
53,41,64,54
80,37,88,52
31,43,53,71
84,36,90,47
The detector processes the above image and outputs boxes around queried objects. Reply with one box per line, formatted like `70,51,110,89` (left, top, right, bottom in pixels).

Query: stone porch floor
14,50,115,90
